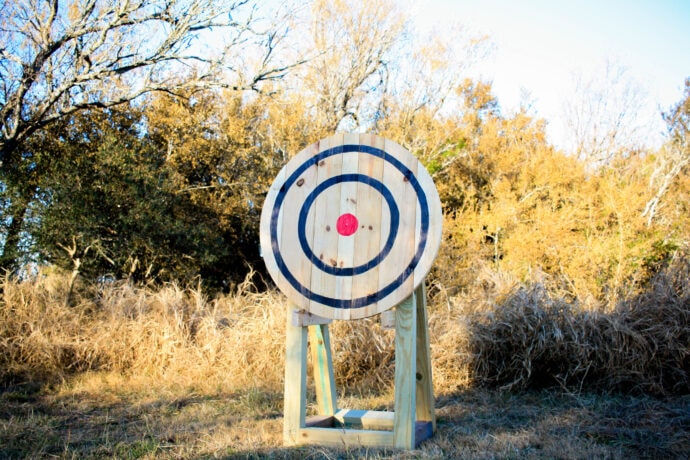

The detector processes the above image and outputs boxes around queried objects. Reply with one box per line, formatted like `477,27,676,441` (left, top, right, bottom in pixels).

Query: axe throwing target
260,134,442,320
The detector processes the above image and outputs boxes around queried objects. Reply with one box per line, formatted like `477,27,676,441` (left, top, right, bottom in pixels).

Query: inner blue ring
269,144,430,309
297,174,399,276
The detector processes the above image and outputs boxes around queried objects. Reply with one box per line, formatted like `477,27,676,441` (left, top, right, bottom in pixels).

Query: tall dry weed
467,252,690,395
327,318,395,393
0,270,285,392
2,252,688,396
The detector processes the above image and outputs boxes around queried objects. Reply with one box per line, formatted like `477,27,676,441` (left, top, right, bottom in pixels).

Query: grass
1,254,689,458
1,375,688,459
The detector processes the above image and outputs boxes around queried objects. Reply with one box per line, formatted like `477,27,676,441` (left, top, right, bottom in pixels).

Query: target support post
283,283,435,448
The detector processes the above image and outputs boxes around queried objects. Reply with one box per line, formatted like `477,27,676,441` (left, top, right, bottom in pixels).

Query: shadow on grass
435,389,690,459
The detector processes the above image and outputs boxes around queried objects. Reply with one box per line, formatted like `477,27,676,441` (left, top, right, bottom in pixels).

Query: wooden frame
283,284,435,449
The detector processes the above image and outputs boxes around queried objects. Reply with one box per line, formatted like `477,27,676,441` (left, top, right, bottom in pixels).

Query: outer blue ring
270,144,429,309
297,173,399,276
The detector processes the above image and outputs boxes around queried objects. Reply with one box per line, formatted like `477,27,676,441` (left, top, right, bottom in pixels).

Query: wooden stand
283,284,435,449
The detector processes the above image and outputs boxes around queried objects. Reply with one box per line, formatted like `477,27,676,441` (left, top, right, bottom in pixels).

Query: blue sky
410,0,690,149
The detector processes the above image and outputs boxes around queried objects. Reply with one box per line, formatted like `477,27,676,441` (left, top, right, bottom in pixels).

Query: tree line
1,0,688,302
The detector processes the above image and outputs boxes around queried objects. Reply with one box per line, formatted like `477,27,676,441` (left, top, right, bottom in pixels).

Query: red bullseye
336,213,358,236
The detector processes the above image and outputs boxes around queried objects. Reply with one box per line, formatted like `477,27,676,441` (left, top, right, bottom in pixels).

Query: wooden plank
297,422,433,447
292,309,332,327
393,291,417,449
309,134,342,317
380,309,396,329
332,132,360,319
375,138,419,314
412,161,444,288
350,134,385,314
284,304,308,446
414,283,436,430
259,165,286,296
272,140,321,311
334,409,394,430
297,427,395,447
309,324,337,416
261,134,443,320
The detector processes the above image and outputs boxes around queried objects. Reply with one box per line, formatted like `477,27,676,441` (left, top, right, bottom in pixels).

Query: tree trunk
0,197,29,274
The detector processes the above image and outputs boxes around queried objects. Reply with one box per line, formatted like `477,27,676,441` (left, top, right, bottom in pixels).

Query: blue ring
297,173,399,276
269,144,429,309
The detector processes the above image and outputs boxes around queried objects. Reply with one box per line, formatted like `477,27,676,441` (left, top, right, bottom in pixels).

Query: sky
409,0,690,150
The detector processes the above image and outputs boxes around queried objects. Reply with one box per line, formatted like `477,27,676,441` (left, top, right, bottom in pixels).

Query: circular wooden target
259,134,442,320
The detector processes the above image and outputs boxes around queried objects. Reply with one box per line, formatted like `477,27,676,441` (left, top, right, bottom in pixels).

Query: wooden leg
284,304,308,445
393,290,417,449
414,283,436,431
309,324,337,416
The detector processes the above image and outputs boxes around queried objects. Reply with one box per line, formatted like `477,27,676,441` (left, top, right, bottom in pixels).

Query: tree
298,0,406,132
141,88,323,288
0,0,295,166
427,79,501,212
377,24,492,166
27,105,243,289
0,0,297,272
563,61,649,166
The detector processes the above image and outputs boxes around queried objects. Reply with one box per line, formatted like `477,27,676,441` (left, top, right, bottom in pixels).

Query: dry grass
1,254,689,457
0,269,470,397
468,254,690,395
1,379,688,459
1,253,689,397
0,271,286,393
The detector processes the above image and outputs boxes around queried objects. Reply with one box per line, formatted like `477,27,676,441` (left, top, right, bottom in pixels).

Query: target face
259,134,442,320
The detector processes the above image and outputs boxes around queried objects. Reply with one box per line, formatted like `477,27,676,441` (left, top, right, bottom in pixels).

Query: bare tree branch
563,60,649,167
642,79,690,226
301,0,407,133
0,0,300,168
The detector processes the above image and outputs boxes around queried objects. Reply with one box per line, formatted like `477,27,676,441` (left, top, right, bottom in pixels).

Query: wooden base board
302,410,433,448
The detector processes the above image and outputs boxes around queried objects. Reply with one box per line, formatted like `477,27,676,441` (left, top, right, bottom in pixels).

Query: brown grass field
2,377,688,459
1,258,689,459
